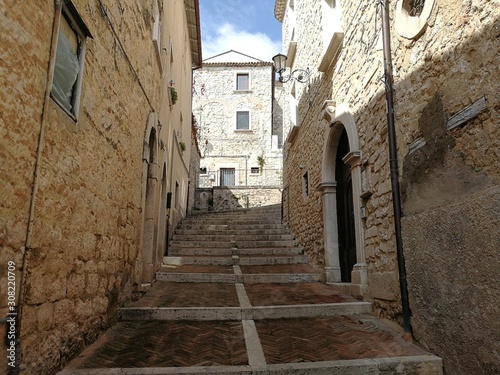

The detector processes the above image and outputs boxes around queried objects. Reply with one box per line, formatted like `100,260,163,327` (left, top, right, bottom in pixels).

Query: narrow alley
58,205,441,374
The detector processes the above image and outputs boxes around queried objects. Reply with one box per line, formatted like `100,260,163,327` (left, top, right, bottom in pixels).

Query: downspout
12,2,63,373
379,0,413,337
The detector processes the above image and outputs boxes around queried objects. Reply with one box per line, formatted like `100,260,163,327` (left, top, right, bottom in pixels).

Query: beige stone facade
193,52,282,186
275,0,499,374
192,51,284,210
0,0,201,373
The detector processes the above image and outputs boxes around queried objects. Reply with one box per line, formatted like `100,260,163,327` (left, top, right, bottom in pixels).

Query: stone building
0,0,201,373
275,0,499,374
192,51,284,210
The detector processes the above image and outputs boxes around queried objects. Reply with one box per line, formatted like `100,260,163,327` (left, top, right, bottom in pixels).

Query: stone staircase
59,204,443,375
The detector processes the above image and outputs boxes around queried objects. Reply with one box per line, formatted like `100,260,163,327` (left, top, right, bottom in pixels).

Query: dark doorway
335,128,357,282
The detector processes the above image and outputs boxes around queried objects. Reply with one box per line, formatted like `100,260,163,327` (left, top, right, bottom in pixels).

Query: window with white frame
51,0,92,118
236,73,250,90
152,0,162,68
236,111,250,130
319,0,343,72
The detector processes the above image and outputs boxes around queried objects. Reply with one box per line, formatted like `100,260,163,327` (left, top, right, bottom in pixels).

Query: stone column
342,151,368,288
318,181,342,282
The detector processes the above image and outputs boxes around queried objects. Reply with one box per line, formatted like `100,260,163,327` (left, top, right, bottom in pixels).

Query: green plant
179,140,186,152
169,87,178,104
257,155,265,173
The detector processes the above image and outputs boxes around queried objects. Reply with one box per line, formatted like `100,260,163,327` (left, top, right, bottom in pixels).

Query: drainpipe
379,0,413,337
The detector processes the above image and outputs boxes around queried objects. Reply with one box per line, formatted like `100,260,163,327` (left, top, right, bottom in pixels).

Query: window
200,167,207,174
403,0,425,17
152,0,162,68
51,0,92,118
251,167,260,174
220,168,235,186
302,171,309,197
236,111,250,130
396,0,434,40
319,0,343,72
236,73,250,90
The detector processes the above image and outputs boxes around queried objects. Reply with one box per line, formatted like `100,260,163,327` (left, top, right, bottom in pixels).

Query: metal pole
379,0,413,337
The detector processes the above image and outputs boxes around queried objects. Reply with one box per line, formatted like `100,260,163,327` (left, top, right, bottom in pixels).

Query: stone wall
0,1,199,373
276,0,499,373
193,187,282,212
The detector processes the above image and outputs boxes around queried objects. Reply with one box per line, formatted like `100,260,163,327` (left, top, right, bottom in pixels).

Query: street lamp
272,53,310,85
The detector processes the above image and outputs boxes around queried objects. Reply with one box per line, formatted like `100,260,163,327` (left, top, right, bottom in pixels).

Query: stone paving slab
63,321,248,369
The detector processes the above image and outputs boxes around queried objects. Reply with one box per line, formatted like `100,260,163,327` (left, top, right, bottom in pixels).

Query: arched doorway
141,126,158,283
335,129,357,282
320,102,367,294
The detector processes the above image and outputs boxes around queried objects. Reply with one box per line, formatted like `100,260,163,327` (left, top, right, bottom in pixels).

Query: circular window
396,0,435,40
403,0,425,17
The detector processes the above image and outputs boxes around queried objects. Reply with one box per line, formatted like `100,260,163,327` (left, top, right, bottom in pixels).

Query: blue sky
199,0,283,61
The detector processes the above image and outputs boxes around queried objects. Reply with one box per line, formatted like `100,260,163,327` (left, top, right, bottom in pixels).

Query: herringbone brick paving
129,282,240,307
244,283,359,305
239,264,320,274
160,264,234,273
256,315,428,364
68,321,247,368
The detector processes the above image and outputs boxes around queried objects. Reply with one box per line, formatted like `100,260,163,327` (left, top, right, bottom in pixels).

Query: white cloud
203,23,281,62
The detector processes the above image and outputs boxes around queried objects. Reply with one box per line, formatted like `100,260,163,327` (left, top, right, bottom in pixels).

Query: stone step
59,355,443,375
156,272,323,283
120,302,372,321
167,247,305,256
170,239,298,248
174,228,292,236
183,219,282,225
177,223,288,230
163,254,309,266
171,233,295,242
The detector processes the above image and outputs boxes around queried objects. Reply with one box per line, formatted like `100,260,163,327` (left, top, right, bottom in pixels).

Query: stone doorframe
319,102,367,295
140,112,160,284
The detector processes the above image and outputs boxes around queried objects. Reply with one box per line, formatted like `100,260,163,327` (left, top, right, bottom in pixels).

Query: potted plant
169,79,178,104
179,140,186,153
257,155,265,173
169,87,178,104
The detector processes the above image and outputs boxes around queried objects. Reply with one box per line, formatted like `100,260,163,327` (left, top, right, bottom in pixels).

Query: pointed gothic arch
319,102,367,294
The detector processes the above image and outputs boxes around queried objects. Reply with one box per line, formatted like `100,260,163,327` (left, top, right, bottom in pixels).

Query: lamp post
272,53,310,85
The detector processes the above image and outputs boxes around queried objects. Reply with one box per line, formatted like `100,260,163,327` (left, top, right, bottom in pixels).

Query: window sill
235,129,253,133
233,90,253,94
319,31,344,72
51,95,78,123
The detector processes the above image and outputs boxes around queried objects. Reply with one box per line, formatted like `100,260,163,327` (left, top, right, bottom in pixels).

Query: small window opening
302,172,309,197
251,167,260,174
200,167,207,174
